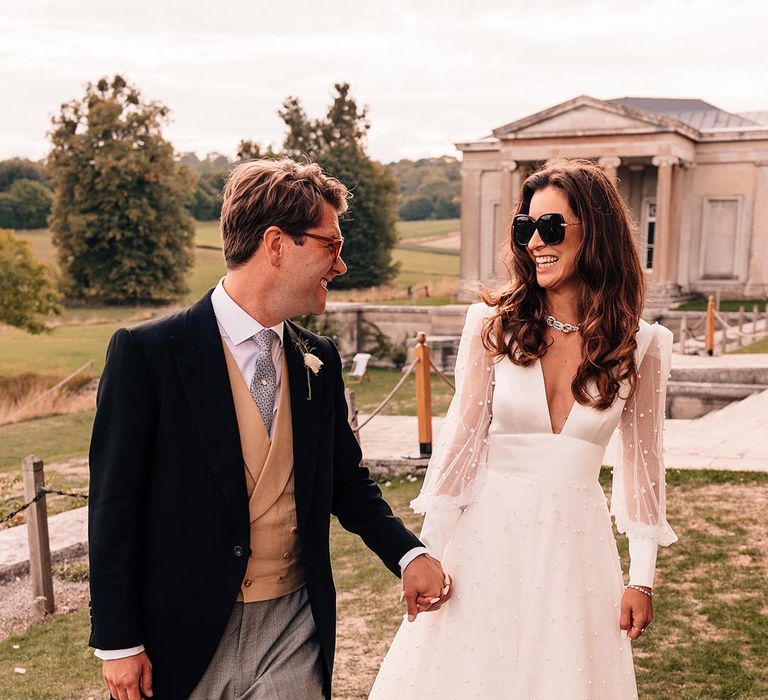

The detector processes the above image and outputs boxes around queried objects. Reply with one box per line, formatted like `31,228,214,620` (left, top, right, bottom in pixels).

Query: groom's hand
402,554,451,622
103,651,153,700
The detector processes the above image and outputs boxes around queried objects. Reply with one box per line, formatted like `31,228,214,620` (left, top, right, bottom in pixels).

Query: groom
88,159,449,700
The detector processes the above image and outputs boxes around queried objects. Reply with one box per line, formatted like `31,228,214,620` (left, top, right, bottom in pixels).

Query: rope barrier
356,358,419,430
429,358,456,391
713,311,763,339
0,486,88,525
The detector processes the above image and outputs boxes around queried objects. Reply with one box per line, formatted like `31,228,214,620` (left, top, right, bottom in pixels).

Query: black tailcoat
88,291,421,699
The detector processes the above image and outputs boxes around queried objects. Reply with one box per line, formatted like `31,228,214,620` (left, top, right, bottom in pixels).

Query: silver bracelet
626,584,654,598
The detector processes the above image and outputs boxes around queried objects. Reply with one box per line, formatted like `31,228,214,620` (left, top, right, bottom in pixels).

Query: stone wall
314,303,470,364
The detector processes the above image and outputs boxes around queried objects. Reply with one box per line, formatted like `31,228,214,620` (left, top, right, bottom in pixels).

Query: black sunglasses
512,213,580,248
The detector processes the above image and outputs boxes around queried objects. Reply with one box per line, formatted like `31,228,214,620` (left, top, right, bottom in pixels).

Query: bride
370,160,677,699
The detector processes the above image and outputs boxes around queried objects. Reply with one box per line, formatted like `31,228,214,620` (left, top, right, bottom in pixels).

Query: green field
0,410,95,474
730,337,768,354
1,223,458,382
1,469,767,699
676,297,768,312
390,247,458,287
396,218,459,240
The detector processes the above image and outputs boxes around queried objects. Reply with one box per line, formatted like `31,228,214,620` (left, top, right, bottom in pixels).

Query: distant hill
386,156,461,220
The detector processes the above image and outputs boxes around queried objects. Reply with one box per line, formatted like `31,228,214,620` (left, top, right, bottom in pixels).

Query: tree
236,140,277,162
0,158,47,191
279,83,399,288
387,157,461,221
5,179,53,228
399,195,434,221
0,229,60,333
47,75,195,303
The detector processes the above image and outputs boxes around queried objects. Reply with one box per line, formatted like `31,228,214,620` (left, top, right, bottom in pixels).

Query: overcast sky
2,0,767,164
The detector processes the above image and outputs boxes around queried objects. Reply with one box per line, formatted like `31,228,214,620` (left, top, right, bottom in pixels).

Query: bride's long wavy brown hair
480,160,645,410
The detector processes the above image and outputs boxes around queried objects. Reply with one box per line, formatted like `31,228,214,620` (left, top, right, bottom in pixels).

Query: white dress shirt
95,280,425,660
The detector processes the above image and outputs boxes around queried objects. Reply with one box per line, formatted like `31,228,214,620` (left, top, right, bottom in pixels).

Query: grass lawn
1,469,766,698
346,367,454,417
195,220,222,248
376,295,462,306
676,297,767,312
0,324,117,377
391,247,459,288
0,369,454,524
1,223,459,383
730,337,768,354
185,244,225,301
396,219,459,240
0,410,95,475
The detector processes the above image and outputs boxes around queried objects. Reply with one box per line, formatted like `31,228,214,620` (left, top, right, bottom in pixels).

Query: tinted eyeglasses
512,213,580,248
296,231,345,262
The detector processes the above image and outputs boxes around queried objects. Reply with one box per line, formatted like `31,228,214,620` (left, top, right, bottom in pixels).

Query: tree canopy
387,157,461,220
47,75,195,303
0,229,60,333
0,159,53,229
279,83,400,288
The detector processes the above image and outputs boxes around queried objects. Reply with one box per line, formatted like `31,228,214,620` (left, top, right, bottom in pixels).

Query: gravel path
0,556,89,642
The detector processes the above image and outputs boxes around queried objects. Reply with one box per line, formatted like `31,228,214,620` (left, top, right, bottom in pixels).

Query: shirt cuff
399,546,428,575
628,538,658,588
94,645,145,660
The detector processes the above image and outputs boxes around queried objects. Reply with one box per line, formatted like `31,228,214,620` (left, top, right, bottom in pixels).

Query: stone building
456,96,768,308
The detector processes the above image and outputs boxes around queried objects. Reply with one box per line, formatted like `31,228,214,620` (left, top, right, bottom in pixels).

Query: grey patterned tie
249,328,278,436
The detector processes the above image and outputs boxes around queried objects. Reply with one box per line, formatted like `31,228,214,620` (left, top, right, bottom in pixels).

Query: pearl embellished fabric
249,329,278,437
371,305,675,699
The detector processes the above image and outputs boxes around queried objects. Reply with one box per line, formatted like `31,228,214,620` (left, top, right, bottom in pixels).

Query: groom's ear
262,226,284,266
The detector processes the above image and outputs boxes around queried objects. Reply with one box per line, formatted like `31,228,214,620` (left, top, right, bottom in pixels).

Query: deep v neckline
536,358,578,436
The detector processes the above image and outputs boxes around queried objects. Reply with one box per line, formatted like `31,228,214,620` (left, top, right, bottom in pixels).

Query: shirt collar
211,279,284,347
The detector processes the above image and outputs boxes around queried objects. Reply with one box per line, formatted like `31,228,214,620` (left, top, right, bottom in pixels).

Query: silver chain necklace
545,314,582,334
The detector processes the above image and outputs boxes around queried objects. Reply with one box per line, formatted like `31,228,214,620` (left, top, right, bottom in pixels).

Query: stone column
651,155,679,284
598,156,621,182
496,161,518,276
459,169,482,299
746,163,768,296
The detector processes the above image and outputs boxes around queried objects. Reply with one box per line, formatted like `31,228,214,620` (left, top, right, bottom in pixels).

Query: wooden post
414,332,433,457
679,317,689,354
765,304,768,339
706,295,716,356
738,305,745,346
344,388,361,446
22,455,54,614
753,304,760,344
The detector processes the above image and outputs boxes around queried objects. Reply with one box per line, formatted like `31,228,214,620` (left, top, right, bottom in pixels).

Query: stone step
670,365,768,384
690,387,768,428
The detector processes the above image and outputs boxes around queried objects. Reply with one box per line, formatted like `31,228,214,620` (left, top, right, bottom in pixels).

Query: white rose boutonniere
295,338,323,400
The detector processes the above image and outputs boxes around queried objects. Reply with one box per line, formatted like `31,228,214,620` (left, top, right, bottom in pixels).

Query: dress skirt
369,434,638,700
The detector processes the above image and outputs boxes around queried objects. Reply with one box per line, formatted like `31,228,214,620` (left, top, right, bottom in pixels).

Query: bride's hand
619,586,653,640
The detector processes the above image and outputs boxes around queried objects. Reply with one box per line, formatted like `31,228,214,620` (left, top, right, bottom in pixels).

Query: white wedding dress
369,304,677,700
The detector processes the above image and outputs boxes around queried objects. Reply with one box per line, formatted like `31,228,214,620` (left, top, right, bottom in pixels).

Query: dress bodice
489,356,626,448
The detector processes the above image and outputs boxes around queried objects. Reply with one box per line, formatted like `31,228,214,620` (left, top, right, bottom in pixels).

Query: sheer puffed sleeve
611,322,678,586
411,302,495,558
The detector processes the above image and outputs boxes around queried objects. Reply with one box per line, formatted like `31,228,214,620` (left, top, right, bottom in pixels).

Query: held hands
401,553,452,622
103,651,153,700
619,585,654,641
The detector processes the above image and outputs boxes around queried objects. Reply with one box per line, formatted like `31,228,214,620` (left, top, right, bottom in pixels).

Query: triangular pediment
493,96,699,140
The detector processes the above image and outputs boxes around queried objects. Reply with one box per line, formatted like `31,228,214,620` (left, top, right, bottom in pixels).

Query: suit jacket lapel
170,291,249,527
284,322,321,530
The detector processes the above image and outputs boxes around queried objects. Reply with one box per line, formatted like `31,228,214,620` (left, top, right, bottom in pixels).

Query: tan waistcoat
222,343,305,602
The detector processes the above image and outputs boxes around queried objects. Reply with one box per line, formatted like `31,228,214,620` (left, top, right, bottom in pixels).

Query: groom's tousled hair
220,158,349,269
